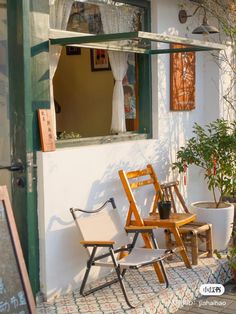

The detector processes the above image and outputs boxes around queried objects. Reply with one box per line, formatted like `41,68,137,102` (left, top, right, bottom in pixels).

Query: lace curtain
49,0,73,137
99,4,135,134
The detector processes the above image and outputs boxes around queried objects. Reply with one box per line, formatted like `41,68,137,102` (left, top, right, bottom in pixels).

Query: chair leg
191,231,198,265
159,260,169,288
82,246,170,309
171,227,192,268
206,225,213,257
164,229,173,261
151,231,170,288
80,247,121,297
80,246,97,296
109,248,136,308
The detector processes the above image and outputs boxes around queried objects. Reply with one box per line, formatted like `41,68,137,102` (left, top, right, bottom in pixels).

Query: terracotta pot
158,201,171,220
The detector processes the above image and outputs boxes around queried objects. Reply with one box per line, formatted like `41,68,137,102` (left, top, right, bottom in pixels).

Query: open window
49,0,224,144
54,49,139,137
50,0,149,142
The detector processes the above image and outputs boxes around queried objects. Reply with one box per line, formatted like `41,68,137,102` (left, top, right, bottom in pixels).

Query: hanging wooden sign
0,185,36,314
170,44,195,111
37,109,56,152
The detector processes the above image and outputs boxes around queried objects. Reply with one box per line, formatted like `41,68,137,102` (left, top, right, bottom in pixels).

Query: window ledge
56,132,148,148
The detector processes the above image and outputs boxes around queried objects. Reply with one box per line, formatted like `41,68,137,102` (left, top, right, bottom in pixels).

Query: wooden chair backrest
119,164,162,226
160,181,190,214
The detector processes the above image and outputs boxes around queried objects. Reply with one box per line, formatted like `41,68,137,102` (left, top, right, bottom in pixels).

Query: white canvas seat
95,247,170,268
70,198,173,308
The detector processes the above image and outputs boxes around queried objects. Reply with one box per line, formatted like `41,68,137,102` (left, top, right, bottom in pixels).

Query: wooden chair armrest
80,240,115,247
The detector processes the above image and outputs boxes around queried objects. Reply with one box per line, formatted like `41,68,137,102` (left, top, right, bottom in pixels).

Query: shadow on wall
45,219,88,299
43,122,208,300
157,51,209,205
43,139,174,299
84,138,175,216
45,214,117,299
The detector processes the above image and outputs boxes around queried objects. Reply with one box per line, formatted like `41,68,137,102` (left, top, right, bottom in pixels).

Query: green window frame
53,0,153,146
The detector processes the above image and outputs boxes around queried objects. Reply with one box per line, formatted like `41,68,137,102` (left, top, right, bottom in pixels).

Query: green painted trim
137,1,152,137
51,41,216,56
7,0,39,296
117,0,150,9
23,0,40,295
7,0,28,260
138,55,152,137
50,31,139,45
118,0,152,137
51,32,218,54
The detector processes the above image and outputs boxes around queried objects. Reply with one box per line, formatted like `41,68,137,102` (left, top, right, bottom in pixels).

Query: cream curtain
49,0,73,138
99,4,135,134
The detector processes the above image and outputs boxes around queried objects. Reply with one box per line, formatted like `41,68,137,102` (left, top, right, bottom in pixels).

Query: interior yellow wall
53,47,114,137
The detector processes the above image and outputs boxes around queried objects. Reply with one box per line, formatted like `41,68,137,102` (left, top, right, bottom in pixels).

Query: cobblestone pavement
176,281,236,314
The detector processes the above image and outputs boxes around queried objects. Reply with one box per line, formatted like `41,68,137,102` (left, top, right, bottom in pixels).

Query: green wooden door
4,0,50,296
0,2,11,193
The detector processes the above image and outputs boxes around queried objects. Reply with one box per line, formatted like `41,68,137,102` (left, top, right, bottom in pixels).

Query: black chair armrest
80,240,115,248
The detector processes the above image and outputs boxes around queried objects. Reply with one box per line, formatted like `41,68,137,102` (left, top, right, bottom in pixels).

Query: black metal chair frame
70,198,172,309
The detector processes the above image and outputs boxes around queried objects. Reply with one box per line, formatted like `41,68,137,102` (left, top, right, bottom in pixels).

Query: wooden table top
142,213,196,228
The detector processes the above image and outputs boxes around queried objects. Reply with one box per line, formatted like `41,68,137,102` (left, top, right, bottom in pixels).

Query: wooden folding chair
161,181,213,265
70,198,173,308
119,164,196,275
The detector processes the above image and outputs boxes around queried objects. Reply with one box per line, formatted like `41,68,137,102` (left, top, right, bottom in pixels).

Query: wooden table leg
171,227,192,268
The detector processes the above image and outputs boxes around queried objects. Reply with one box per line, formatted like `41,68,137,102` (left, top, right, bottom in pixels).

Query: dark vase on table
158,201,172,219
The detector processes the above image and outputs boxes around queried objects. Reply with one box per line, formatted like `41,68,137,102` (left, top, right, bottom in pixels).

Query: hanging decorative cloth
99,3,137,134
49,0,74,138
184,161,187,186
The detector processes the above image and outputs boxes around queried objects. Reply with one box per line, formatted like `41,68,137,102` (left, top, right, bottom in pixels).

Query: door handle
0,162,24,172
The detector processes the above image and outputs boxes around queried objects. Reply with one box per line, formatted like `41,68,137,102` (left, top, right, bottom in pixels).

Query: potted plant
215,248,236,281
215,230,236,282
173,119,236,251
158,190,171,220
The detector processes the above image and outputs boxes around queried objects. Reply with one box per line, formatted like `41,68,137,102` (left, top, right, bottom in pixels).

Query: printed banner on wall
170,44,195,111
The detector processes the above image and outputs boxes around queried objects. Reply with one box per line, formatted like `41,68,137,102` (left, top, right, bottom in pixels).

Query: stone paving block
225,300,236,309
220,309,236,314
218,294,236,301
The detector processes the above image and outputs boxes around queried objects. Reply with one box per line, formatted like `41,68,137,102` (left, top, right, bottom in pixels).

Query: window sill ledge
56,132,148,148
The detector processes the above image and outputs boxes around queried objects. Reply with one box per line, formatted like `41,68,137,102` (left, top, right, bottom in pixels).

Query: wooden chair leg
164,229,173,260
206,225,213,257
191,230,198,265
171,227,192,268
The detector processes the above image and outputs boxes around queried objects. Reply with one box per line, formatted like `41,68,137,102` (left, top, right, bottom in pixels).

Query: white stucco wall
38,0,226,299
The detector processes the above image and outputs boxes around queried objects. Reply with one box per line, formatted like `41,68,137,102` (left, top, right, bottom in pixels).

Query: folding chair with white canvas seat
70,198,173,308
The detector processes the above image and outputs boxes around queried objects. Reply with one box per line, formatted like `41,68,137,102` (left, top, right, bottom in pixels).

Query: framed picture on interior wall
170,44,195,111
66,46,81,55
90,49,111,71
